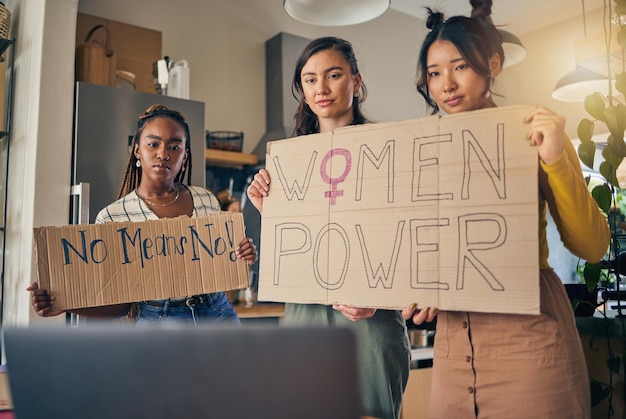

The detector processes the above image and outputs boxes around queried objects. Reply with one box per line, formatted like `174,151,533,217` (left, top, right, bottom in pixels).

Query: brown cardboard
34,213,250,310
258,105,541,315
0,367,12,411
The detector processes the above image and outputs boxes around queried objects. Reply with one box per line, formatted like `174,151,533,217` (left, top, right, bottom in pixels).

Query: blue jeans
136,292,240,327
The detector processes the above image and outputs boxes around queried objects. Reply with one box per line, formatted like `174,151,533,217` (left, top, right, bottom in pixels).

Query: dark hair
291,36,368,136
416,0,504,114
117,104,193,198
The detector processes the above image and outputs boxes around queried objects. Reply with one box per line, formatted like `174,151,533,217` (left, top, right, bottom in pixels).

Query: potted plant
575,0,626,414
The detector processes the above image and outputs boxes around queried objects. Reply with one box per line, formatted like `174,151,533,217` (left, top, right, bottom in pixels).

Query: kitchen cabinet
400,367,432,419
233,302,284,318
205,149,257,168
233,302,284,325
205,150,258,199
76,13,162,93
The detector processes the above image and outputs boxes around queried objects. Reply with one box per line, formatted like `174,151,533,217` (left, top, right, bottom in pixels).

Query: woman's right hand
246,168,271,213
27,282,65,317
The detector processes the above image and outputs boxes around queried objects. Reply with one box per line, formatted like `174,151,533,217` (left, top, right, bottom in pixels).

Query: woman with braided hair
402,0,608,417
28,104,257,325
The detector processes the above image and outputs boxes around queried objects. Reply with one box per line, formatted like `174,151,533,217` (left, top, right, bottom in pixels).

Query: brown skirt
429,269,590,419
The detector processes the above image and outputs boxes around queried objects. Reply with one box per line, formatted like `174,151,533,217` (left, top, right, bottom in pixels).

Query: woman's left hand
402,304,438,325
236,237,257,265
332,304,376,322
523,106,566,165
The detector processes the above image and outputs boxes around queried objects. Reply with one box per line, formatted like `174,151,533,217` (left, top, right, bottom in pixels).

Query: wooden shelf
205,149,258,168
233,303,285,319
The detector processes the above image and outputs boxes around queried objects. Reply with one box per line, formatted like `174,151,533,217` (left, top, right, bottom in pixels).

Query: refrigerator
70,82,206,225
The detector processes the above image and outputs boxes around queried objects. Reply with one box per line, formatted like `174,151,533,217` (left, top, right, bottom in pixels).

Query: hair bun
425,8,445,30
470,0,493,19
144,104,168,114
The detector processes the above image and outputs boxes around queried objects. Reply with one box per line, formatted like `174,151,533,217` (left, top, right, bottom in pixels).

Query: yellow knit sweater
538,137,610,269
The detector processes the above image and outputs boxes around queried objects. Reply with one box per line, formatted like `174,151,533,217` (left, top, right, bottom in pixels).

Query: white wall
3,0,77,327
498,7,609,142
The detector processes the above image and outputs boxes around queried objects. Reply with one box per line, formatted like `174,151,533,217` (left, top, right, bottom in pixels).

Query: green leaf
605,107,624,141
616,0,626,14
583,261,601,289
603,143,624,167
608,355,621,373
618,27,626,49
615,0,626,12
577,118,595,142
592,182,613,213
604,106,626,153
616,4,626,15
600,161,618,188
600,144,623,187
585,92,606,121
588,334,598,350
590,380,610,407
578,141,597,170
616,72,626,96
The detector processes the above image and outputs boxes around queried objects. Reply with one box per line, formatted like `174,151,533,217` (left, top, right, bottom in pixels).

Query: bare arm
332,305,377,322
27,282,131,319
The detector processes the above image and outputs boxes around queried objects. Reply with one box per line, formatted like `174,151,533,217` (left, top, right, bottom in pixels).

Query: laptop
3,325,361,419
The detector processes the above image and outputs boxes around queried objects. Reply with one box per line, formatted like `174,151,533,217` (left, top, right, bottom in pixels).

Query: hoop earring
136,160,141,168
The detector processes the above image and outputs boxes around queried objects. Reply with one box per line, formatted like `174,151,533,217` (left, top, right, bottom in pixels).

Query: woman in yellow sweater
402,1,610,418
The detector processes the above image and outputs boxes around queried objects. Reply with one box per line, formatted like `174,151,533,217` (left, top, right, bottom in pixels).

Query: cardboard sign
258,105,540,315
34,213,250,310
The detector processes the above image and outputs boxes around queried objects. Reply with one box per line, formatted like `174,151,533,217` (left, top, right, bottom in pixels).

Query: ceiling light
499,29,526,68
552,65,611,102
283,0,390,26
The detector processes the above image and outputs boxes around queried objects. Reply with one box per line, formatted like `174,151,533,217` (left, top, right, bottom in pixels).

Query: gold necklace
137,184,180,207
142,187,178,199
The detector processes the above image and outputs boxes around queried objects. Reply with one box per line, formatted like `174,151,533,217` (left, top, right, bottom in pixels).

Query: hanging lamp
551,0,614,102
552,65,610,102
499,29,526,68
283,0,390,26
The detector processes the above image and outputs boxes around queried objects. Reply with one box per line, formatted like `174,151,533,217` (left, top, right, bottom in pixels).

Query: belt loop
162,299,171,317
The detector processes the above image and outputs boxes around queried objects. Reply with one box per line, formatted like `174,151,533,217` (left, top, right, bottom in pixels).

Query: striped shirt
94,184,221,224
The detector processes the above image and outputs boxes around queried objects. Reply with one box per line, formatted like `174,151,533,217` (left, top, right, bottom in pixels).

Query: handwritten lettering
270,214,506,292
60,222,237,268
274,152,317,201
62,230,107,264
356,141,395,203
462,124,506,200
273,223,311,285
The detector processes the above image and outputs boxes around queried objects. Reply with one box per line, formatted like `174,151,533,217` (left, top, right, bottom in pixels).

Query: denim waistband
144,294,208,308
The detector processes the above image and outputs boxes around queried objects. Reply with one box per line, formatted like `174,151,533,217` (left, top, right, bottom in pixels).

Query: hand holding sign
247,168,272,213
26,282,63,317
523,106,566,165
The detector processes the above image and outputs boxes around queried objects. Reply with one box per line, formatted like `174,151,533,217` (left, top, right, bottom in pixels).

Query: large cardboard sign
34,213,250,310
258,105,540,315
